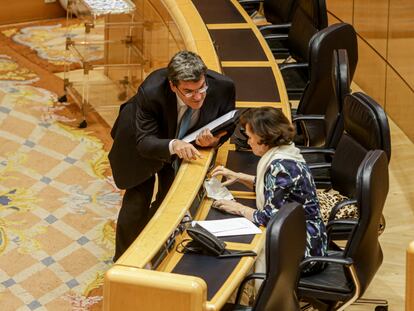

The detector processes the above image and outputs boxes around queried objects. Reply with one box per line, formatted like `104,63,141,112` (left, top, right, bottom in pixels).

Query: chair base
300,297,388,311
353,298,388,310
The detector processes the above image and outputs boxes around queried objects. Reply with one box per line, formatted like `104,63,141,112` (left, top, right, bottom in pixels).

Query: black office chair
295,49,350,187
281,22,357,102
309,92,391,239
232,49,350,153
260,0,327,60
238,0,298,29
294,48,350,149
223,202,306,311
310,91,391,186
298,150,389,311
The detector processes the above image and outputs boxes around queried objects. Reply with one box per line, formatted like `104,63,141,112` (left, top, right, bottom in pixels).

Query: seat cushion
299,251,354,295
280,66,308,100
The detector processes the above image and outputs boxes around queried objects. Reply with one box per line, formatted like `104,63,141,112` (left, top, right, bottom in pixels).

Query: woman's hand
212,200,243,215
213,200,255,221
210,165,240,186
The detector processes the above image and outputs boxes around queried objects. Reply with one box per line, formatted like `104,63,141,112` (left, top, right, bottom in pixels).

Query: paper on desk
195,218,261,237
182,110,238,143
204,178,234,201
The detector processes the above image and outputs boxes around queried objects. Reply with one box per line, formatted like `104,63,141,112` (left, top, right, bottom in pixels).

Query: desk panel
191,0,246,24
172,254,241,300
223,67,281,102
208,29,268,61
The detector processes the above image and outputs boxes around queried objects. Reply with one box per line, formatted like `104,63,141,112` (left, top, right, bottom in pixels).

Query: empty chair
281,22,357,102
295,48,351,149
298,150,389,311
222,202,306,311
296,49,351,186
261,0,327,63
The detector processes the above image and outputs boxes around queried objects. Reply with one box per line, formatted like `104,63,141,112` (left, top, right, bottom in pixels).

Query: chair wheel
375,306,388,311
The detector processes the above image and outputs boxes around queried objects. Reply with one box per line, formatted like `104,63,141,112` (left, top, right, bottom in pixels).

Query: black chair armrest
328,199,358,222
238,0,263,3
309,163,332,170
293,114,325,122
235,273,266,304
260,24,291,32
263,33,288,43
299,256,353,270
279,62,309,71
299,147,335,155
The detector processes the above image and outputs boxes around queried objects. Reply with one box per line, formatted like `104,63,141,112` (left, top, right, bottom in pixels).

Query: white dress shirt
169,95,200,154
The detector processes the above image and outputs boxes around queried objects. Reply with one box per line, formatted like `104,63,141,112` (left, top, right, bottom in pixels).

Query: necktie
177,108,193,139
173,107,193,173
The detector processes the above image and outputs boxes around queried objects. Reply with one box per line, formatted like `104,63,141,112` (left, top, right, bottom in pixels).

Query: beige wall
0,0,65,25
327,0,414,143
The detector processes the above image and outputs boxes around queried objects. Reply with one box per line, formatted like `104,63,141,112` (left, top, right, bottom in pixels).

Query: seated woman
211,107,327,275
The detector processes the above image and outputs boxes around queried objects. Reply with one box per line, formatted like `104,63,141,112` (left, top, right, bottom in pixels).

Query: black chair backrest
297,23,357,116
324,49,351,148
346,92,392,162
344,150,388,294
287,0,328,63
254,202,306,311
264,0,298,25
331,92,391,197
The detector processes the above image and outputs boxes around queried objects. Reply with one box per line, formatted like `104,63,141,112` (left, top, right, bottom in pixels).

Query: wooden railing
104,0,290,310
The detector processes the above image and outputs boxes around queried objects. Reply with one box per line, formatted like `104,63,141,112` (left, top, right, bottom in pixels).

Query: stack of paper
195,218,262,237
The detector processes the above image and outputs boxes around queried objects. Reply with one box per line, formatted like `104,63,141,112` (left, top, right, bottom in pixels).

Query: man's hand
172,140,202,161
195,129,227,147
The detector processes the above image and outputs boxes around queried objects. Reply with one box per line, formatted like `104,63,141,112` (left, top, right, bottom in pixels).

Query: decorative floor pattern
5,22,104,65
0,24,120,311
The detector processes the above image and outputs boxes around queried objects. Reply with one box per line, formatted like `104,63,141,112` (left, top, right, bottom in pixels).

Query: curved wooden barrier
104,0,290,310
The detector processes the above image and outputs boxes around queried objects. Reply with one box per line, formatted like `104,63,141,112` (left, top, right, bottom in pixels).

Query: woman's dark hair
239,107,295,147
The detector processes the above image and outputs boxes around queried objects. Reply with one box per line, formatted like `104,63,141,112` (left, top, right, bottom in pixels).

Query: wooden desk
104,0,289,310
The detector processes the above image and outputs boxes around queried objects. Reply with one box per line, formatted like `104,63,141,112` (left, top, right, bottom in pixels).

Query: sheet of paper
195,217,262,237
182,110,237,143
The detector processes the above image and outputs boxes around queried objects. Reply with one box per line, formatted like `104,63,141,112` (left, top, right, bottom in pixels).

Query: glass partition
63,0,186,126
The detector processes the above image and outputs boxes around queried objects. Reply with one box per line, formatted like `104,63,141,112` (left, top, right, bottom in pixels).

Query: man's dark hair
239,107,295,147
167,51,207,86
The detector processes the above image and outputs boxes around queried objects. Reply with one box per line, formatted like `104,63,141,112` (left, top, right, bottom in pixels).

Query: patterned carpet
0,21,121,311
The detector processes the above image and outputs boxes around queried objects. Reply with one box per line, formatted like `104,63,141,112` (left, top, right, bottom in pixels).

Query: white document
182,110,238,143
195,218,262,237
204,178,234,201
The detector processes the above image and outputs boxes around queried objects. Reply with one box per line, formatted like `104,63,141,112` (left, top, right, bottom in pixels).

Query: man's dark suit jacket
108,68,236,190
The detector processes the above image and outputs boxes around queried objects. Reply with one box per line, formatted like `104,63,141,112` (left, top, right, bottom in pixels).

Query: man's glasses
177,82,208,98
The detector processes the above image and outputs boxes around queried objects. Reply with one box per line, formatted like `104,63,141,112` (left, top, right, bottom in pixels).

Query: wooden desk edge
116,148,214,267
105,0,291,309
104,266,208,311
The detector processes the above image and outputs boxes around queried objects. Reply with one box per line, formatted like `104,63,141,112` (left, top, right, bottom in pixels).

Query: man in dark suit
109,51,236,261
